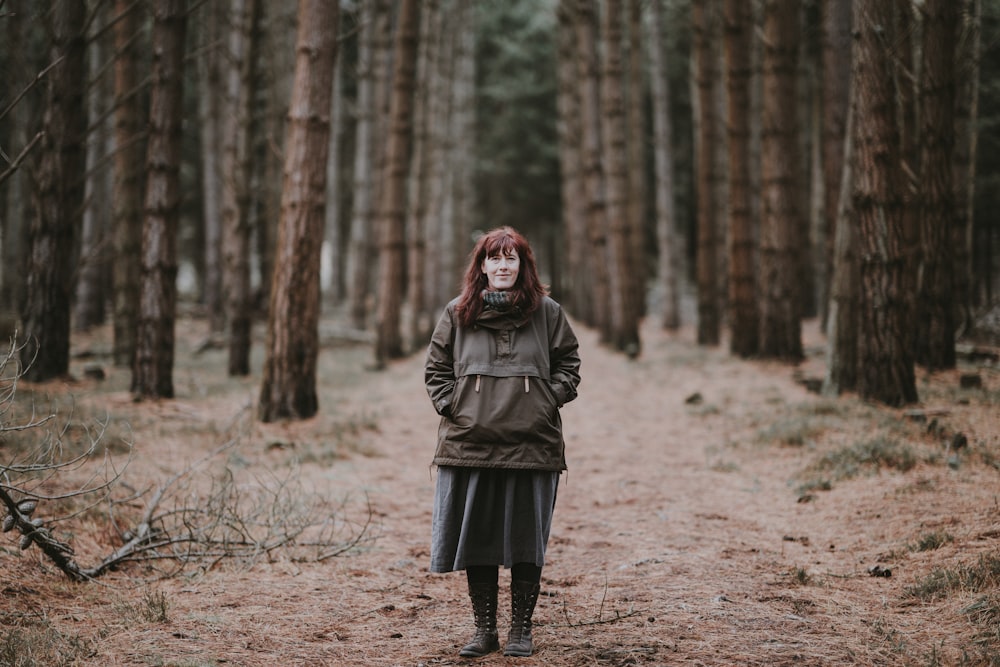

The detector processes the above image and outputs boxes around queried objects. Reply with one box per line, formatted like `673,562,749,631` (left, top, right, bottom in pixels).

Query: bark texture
221,0,261,376
373,0,419,366
692,0,720,345
132,0,187,399
758,0,803,361
724,0,758,357
21,0,87,382
852,0,917,406
601,0,641,356
915,0,959,370
258,0,338,421
111,0,146,367
648,0,681,330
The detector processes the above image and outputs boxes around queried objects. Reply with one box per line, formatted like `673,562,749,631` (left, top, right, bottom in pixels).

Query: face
482,248,520,291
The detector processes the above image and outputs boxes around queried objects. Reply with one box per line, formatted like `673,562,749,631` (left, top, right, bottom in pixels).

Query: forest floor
1,310,999,667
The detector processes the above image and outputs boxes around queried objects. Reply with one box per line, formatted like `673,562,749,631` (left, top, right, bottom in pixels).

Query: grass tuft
909,531,953,553
114,589,170,624
0,620,92,667
904,554,1000,602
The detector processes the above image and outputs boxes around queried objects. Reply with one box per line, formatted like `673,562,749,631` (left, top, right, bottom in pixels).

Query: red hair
454,226,548,328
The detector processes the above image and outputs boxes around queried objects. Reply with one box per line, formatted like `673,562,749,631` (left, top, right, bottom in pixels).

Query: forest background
0,0,999,409
1,0,1000,665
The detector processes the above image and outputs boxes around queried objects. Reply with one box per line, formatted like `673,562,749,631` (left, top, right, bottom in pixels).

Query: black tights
466,563,541,586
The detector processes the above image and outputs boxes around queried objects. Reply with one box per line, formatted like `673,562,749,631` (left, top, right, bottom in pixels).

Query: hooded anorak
425,295,581,472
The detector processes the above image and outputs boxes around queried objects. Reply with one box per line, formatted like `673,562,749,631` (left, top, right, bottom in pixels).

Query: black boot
504,579,540,657
459,582,499,657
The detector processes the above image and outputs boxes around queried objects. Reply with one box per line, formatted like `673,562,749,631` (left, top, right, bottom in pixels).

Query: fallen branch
552,576,646,628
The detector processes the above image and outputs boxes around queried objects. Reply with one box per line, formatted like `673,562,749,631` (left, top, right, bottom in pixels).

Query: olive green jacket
424,296,581,471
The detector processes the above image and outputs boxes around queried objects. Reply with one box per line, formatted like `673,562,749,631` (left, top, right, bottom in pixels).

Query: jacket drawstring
475,375,481,392
524,376,529,393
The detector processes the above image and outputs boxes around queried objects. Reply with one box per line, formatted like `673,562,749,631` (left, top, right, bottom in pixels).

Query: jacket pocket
449,375,559,444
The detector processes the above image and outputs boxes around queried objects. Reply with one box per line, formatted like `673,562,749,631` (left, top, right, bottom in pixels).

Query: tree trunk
197,3,225,333
852,0,917,406
111,0,146,368
221,0,261,376
758,0,803,361
449,0,476,310
724,0,758,357
575,0,613,343
601,0,641,356
420,2,454,314
692,0,721,345
374,0,419,366
346,0,384,330
75,5,113,332
405,0,437,348
823,103,858,395
626,0,647,319
915,0,959,370
21,0,87,382
819,0,852,331
557,0,592,325
323,28,345,307
0,8,33,321
132,0,187,399
648,0,681,331
258,0,338,421
255,2,298,318
954,0,978,318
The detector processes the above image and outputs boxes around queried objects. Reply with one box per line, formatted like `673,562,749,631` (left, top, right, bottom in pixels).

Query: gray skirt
430,466,560,573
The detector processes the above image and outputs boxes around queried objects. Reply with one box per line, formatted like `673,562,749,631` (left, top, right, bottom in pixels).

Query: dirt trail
5,317,1000,666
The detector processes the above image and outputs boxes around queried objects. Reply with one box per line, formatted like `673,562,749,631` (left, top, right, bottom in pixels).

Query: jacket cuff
434,395,453,417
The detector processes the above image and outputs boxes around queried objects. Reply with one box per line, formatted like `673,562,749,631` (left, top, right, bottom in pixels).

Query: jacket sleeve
548,304,581,407
425,307,456,417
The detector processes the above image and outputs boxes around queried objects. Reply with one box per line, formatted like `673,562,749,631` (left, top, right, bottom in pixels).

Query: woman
424,226,581,658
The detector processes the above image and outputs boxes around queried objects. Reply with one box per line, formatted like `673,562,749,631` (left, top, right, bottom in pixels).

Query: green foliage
474,0,560,237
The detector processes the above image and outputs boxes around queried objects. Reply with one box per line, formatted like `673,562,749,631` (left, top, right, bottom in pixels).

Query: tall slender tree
111,0,146,368
625,0,647,318
915,0,960,370
601,0,641,356
724,0,758,357
823,103,859,395
575,0,612,342
449,0,476,301
259,0,339,421
21,0,87,382
373,0,419,366
556,0,592,324
819,0,852,330
692,0,721,346
852,0,917,406
196,2,225,334
758,0,803,361
648,0,681,331
405,0,437,349
221,0,261,376
953,0,978,320
421,1,456,314
132,0,188,399
346,0,382,331
75,3,113,332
